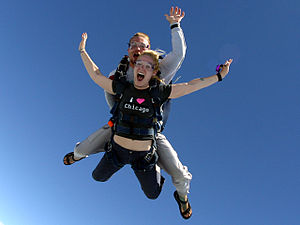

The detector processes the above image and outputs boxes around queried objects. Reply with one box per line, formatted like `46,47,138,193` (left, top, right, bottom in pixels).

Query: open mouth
137,72,145,81
133,53,140,59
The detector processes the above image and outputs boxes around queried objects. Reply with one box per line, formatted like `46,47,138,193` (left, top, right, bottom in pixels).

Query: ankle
178,194,188,202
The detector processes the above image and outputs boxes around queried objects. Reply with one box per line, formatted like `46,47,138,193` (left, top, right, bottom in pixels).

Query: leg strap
144,139,157,163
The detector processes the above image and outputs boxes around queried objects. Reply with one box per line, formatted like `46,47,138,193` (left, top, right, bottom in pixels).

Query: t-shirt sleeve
112,79,128,94
159,84,172,103
112,79,118,93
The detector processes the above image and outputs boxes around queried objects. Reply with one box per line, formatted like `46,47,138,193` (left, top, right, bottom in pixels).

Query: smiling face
128,36,150,67
133,54,157,90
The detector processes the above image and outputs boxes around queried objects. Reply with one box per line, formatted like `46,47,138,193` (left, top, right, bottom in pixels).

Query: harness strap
108,56,163,163
115,124,155,136
120,113,154,125
105,136,157,163
108,55,130,127
149,79,163,132
144,141,157,163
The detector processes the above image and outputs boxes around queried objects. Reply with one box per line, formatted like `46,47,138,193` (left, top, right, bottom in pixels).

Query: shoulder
112,78,130,93
155,82,171,102
160,83,172,95
109,69,116,77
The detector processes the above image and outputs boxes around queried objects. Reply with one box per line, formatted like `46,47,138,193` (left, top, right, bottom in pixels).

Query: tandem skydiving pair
63,6,233,220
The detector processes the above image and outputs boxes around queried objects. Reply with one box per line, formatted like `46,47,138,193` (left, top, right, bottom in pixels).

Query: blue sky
0,0,299,224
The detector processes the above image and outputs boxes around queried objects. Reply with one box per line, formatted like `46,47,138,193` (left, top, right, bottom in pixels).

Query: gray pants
74,124,192,196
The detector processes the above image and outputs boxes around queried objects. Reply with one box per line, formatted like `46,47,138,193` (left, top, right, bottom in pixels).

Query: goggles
128,41,149,50
135,60,154,71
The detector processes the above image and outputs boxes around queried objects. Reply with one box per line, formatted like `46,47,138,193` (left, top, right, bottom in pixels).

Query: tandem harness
107,55,164,162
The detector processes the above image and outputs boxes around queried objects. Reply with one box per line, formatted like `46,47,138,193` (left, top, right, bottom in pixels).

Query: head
128,32,151,67
133,50,160,90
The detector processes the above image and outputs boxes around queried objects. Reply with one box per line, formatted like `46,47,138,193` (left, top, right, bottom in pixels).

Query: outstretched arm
169,59,233,99
159,6,186,84
79,33,114,94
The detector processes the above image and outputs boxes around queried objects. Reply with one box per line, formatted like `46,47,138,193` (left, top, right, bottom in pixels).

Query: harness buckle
144,152,153,163
144,143,156,163
106,141,112,153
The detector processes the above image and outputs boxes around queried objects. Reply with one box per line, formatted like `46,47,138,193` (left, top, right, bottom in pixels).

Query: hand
79,32,88,52
220,59,233,78
165,6,185,24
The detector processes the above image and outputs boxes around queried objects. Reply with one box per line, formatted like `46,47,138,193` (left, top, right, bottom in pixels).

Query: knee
144,190,160,200
143,176,165,200
170,165,193,180
92,170,108,182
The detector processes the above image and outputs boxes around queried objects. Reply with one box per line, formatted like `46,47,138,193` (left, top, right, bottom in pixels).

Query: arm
79,33,114,94
104,70,117,109
169,59,233,99
159,6,186,84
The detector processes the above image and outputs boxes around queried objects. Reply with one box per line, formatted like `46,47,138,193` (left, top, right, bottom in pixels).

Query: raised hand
220,59,233,78
79,32,88,52
165,6,185,24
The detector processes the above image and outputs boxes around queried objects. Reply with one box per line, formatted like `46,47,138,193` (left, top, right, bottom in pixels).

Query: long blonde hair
139,50,160,71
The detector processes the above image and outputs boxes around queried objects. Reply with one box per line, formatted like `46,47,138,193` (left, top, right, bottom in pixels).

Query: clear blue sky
1,0,299,224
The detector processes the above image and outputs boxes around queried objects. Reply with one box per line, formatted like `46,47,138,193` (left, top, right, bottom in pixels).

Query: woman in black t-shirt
81,43,232,217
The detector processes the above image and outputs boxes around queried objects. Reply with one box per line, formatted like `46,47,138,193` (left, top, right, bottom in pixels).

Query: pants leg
92,151,124,182
108,141,164,200
134,164,164,200
74,124,112,158
156,133,192,196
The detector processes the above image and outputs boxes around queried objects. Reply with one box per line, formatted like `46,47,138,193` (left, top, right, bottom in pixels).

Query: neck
130,61,135,68
134,83,149,90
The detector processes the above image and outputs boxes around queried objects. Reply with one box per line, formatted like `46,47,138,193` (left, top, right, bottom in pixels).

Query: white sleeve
159,24,187,84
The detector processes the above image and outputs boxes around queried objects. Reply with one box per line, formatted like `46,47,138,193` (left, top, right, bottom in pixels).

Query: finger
170,6,174,15
181,11,185,18
164,15,170,21
178,8,182,16
174,6,178,15
221,62,228,69
225,59,233,66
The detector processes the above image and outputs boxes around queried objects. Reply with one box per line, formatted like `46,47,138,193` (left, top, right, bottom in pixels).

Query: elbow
177,35,187,59
171,39,187,60
174,44,187,60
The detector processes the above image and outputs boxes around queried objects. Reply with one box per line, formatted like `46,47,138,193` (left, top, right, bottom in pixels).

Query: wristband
80,49,85,53
216,64,223,72
216,64,223,82
216,72,223,82
170,23,179,29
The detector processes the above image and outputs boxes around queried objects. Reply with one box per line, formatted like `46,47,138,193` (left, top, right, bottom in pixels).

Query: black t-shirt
112,80,172,139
